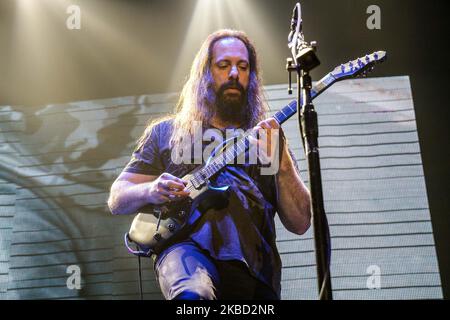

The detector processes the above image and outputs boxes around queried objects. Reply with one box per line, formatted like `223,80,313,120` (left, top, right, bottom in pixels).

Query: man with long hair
108,29,311,300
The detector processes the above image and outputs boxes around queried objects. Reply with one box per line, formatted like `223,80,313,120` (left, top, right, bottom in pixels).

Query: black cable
318,213,332,300
137,248,144,300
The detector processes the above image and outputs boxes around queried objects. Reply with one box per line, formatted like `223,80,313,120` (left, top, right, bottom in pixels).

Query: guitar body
128,171,230,254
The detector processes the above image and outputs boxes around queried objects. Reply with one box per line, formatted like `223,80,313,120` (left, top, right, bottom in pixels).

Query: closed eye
217,61,229,69
238,62,249,71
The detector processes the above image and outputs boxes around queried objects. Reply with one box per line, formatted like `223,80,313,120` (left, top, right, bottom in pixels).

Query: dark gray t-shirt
123,119,283,297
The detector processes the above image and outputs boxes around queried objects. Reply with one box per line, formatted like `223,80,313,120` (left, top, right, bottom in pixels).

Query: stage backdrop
0,76,442,299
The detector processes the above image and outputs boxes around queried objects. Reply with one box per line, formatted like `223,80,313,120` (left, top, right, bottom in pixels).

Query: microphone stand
286,2,332,300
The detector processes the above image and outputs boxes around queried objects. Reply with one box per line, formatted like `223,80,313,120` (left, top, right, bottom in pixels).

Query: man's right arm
107,172,189,215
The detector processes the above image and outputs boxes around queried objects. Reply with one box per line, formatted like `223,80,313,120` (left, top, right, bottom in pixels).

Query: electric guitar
125,51,387,256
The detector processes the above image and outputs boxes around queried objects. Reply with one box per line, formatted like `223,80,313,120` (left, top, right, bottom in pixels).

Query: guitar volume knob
178,211,186,218
168,223,176,232
153,233,162,241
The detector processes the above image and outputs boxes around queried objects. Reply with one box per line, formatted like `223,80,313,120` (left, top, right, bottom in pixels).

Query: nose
229,65,239,80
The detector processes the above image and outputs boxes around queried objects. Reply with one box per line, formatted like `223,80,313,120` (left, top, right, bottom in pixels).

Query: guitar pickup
191,173,206,190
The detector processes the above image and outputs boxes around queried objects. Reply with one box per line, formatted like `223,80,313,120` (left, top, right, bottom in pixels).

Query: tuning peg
365,55,370,62
374,52,379,60
357,58,364,68
341,64,345,73
349,61,354,71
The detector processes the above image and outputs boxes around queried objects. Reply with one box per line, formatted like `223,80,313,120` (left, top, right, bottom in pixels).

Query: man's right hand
108,171,191,215
147,173,190,205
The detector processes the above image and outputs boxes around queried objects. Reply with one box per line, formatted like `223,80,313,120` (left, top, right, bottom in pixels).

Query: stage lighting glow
17,0,36,9
167,0,286,92
14,0,164,101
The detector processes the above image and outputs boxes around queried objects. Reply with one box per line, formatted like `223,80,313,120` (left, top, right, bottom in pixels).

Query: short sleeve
122,125,164,176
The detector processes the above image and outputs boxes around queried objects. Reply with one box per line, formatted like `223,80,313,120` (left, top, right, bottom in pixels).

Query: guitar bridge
191,172,207,190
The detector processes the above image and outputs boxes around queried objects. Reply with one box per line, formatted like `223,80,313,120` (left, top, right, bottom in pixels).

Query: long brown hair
138,29,268,151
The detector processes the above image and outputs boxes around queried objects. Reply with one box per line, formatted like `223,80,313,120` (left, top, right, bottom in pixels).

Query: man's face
211,37,250,116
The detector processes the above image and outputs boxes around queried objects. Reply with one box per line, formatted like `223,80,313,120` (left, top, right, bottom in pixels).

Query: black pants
154,241,279,300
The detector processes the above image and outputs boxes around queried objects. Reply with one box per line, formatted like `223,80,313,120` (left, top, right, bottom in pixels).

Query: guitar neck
272,72,336,125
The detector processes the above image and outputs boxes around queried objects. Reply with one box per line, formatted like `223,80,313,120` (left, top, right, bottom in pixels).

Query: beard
214,79,248,125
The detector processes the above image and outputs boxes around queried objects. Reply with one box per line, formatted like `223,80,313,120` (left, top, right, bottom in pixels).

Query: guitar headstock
330,51,387,81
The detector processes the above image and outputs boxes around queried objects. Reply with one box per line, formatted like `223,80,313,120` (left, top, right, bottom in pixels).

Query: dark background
0,0,448,298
